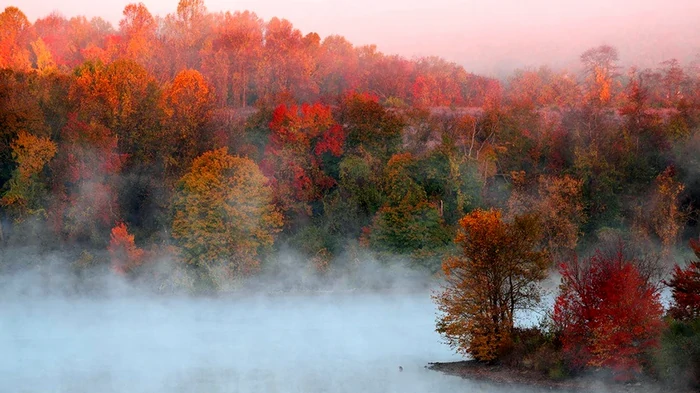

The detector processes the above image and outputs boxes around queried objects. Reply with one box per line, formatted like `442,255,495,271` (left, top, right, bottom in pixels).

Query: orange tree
108,222,144,275
434,208,549,362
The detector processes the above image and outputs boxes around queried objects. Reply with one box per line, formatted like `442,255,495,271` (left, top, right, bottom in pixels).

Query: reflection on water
1,292,537,392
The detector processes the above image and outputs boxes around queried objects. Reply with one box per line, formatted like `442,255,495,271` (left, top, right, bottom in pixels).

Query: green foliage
338,153,385,218
416,149,482,225
368,202,451,260
502,327,568,380
653,319,700,388
367,153,452,270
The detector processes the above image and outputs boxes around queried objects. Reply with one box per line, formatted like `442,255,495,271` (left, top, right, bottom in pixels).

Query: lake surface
0,291,538,393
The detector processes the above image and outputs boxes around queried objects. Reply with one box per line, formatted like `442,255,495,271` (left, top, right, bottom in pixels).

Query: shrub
653,319,700,388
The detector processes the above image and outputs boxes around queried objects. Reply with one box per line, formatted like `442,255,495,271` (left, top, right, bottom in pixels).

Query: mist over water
3,289,534,393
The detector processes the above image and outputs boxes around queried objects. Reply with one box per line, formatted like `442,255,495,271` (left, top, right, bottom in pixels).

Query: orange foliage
108,222,144,275
0,7,33,70
434,209,549,362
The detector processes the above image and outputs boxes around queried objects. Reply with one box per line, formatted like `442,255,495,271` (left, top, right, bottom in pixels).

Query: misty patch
0,261,543,393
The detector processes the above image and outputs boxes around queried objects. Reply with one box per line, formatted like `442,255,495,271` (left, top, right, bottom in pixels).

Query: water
0,292,530,393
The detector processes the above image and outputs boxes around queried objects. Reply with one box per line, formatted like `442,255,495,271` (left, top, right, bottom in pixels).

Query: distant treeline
1,3,700,291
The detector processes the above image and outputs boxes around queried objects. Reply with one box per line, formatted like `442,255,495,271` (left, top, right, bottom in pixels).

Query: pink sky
9,0,700,76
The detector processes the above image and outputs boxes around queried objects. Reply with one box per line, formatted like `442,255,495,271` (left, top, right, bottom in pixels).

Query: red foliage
553,247,664,378
314,124,345,157
49,114,125,240
262,102,344,216
666,239,700,320
411,74,430,107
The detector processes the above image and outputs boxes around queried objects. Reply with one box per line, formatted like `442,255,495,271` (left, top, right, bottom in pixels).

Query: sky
8,0,700,77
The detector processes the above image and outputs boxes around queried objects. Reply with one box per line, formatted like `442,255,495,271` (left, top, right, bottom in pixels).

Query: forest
1,0,700,387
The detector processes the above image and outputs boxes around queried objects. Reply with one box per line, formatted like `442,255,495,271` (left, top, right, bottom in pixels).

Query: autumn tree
118,3,157,67
554,245,664,378
580,45,620,106
204,10,264,107
260,103,344,225
33,13,91,70
0,7,33,70
49,114,124,244
108,222,144,275
315,35,359,97
257,18,318,103
70,59,162,166
162,0,210,74
172,148,283,280
660,58,687,106
1,131,57,222
666,239,700,321
507,173,586,258
337,92,404,161
0,70,49,189
434,208,549,362
410,57,464,107
632,166,685,254
160,69,216,177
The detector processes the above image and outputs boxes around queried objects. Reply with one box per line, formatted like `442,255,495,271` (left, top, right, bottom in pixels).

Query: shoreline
427,360,689,393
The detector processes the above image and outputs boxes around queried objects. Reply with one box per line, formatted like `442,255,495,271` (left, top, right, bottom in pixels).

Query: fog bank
0,292,555,393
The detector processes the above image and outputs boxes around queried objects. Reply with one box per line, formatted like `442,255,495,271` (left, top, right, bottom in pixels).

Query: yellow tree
632,166,685,254
70,59,162,166
30,37,56,73
434,209,549,361
1,130,57,221
507,173,586,258
172,148,283,278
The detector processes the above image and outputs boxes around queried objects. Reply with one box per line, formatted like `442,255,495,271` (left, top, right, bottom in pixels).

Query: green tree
368,153,451,270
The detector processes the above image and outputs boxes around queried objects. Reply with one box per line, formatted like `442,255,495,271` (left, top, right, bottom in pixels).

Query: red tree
260,103,344,219
666,239,700,321
553,246,664,379
49,114,124,242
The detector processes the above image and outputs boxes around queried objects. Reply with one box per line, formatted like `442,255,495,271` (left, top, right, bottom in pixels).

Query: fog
0,252,567,393
16,0,700,76
1,290,543,393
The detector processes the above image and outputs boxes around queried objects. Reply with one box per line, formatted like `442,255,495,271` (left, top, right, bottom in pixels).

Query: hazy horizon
11,0,700,77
